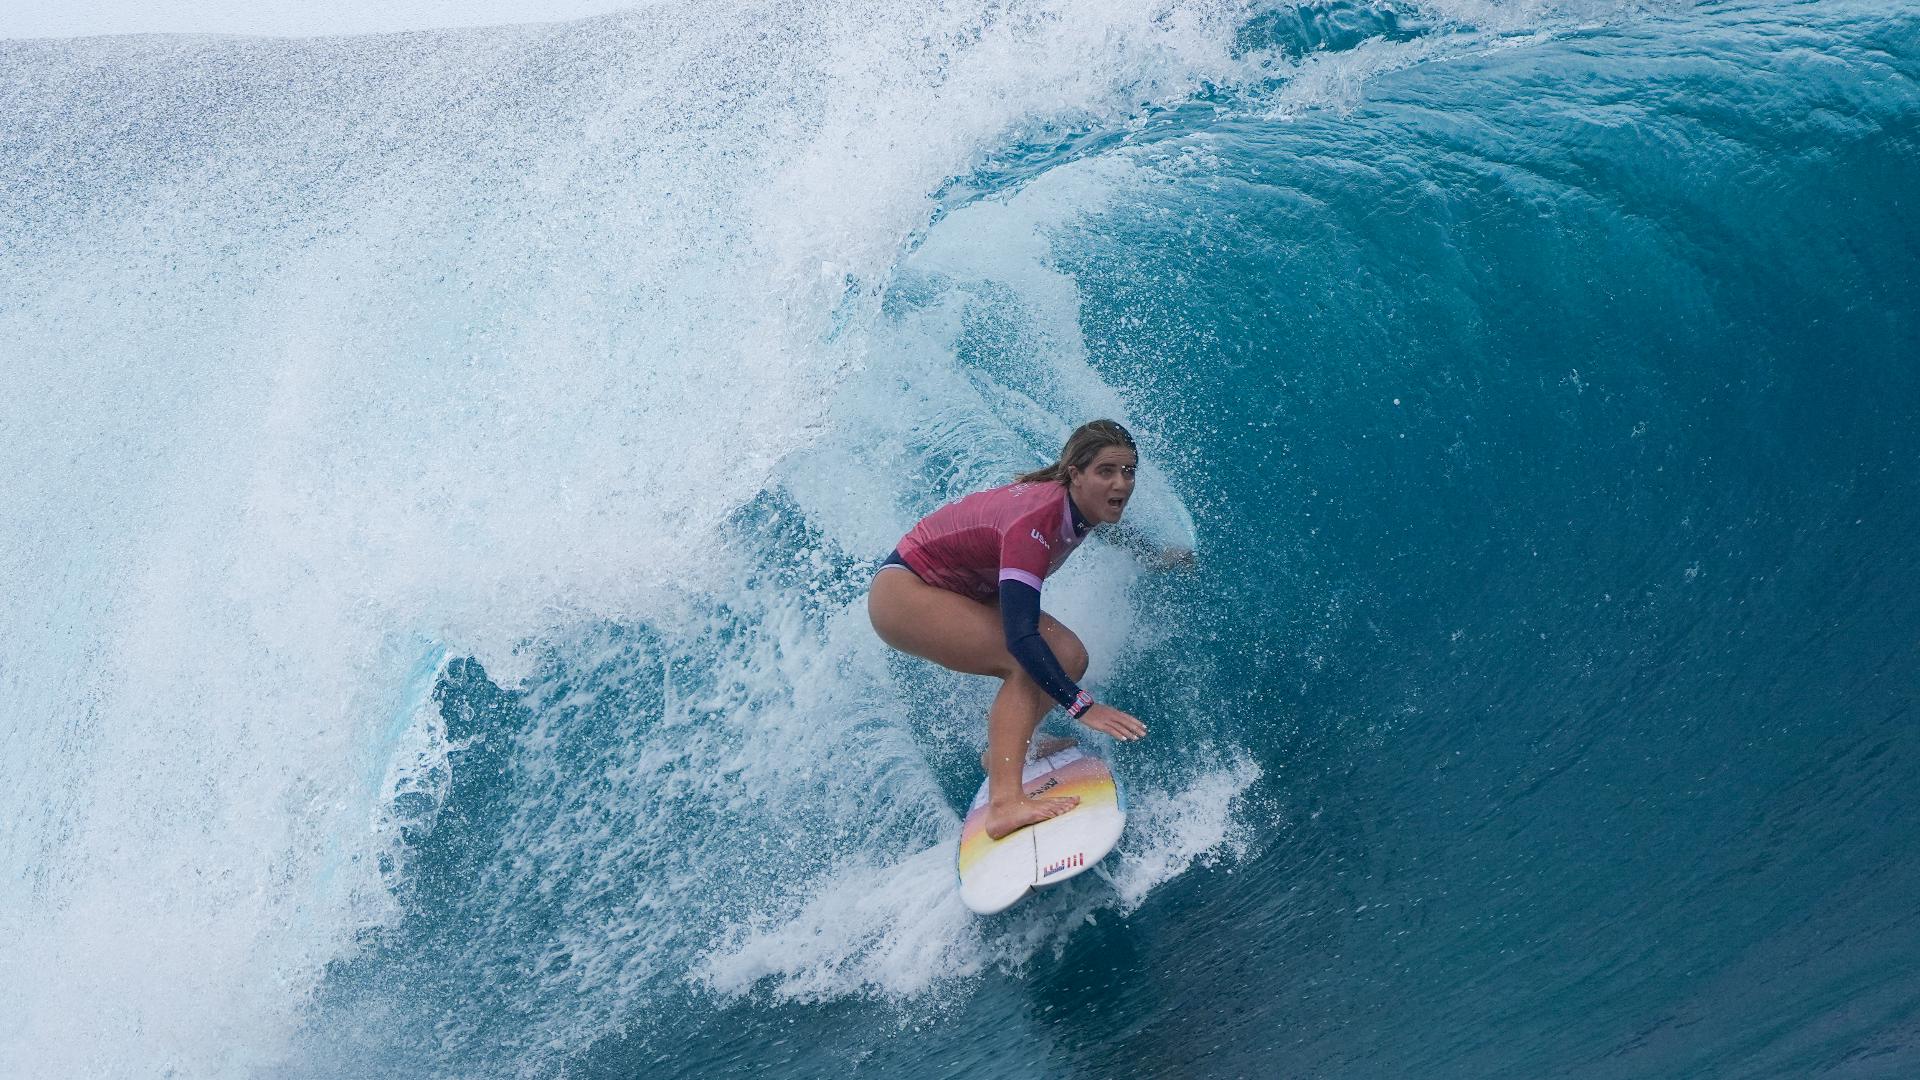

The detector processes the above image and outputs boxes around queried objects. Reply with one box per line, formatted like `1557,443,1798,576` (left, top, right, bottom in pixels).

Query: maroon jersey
896,481,1087,602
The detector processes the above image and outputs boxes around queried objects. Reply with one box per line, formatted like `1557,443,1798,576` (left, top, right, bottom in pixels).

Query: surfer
868,419,1174,840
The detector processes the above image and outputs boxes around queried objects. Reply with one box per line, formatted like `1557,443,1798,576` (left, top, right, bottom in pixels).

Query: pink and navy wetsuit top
883,481,1097,720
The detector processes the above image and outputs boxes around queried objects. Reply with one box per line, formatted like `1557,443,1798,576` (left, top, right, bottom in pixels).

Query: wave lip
1,3,1259,1077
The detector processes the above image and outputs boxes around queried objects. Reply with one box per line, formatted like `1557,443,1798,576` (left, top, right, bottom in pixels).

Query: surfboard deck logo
956,745,1126,915
1041,852,1085,878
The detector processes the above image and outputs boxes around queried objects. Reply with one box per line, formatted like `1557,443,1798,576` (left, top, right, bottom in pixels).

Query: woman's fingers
1154,546,1197,571
1083,704,1148,741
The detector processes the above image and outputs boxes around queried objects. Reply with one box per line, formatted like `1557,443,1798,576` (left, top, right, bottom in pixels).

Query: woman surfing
867,419,1168,841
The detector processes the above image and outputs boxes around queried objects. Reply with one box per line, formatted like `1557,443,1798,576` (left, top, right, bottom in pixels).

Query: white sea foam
1107,755,1266,911
697,845,986,1003
694,753,1266,1004
12,0,1607,1069
2,3,1258,1075
0,0,638,40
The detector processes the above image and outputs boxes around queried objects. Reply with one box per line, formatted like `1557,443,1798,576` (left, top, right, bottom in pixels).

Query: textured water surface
3,1,1916,1077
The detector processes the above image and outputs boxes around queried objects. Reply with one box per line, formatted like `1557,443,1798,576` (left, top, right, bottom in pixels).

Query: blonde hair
1015,419,1138,485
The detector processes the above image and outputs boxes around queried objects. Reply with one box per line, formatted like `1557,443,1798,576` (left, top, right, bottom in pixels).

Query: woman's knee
1045,621,1090,683
1062,639,1090,683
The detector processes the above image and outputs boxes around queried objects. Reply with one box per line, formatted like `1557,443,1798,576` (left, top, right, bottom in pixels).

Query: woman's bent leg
868,567,1088,838
982,674,1072,836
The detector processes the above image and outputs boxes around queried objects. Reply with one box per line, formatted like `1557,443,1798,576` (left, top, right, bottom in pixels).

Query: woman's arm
1104,521,1196,570
999,579,1094,719
999,580,1148,741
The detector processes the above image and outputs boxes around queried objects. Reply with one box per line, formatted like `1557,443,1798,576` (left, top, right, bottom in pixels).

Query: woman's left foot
981,735,1079,772
1031,735,1078,757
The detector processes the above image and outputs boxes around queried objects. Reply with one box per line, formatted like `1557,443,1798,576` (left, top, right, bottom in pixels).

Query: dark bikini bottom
875,548,923,580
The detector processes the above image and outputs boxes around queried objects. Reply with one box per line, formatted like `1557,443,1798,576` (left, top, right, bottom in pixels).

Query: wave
1,2,1259,1076
5,0,1916,1076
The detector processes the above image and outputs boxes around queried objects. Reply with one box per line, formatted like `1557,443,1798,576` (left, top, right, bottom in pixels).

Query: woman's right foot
984,795,1080,840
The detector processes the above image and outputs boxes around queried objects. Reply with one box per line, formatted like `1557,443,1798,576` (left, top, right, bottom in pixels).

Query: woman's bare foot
984,795,1081,840
980,735,1080,772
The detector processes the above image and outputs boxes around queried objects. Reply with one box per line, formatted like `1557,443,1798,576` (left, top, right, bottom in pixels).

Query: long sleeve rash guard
998,576,1091,715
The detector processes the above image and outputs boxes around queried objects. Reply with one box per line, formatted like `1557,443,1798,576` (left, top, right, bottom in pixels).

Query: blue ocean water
3,1,1917,1077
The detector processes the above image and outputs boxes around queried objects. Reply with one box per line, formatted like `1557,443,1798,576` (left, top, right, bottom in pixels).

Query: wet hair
1015,419,1138,485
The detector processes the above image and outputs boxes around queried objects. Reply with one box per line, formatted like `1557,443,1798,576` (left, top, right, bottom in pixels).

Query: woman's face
1068,445,1139,526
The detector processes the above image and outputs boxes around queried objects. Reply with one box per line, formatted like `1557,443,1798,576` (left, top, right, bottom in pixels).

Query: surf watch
1067,690,1095,720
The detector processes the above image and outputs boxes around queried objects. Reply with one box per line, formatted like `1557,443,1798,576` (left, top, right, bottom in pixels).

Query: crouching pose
867,419,1158,840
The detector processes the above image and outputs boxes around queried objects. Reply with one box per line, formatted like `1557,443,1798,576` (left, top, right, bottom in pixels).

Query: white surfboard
956,744,1126,915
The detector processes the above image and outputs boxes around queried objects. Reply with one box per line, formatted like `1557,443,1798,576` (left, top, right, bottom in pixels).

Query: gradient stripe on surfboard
957,745,1126,914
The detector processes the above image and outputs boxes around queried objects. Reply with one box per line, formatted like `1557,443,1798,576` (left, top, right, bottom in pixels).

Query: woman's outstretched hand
1078,703,1148,742
1151,546,1197,572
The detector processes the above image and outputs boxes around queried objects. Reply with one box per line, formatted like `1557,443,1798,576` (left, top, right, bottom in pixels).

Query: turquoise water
3,1,1917,1076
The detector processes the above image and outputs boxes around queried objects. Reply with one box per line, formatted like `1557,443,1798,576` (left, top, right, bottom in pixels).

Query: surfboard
956,744,1126,915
